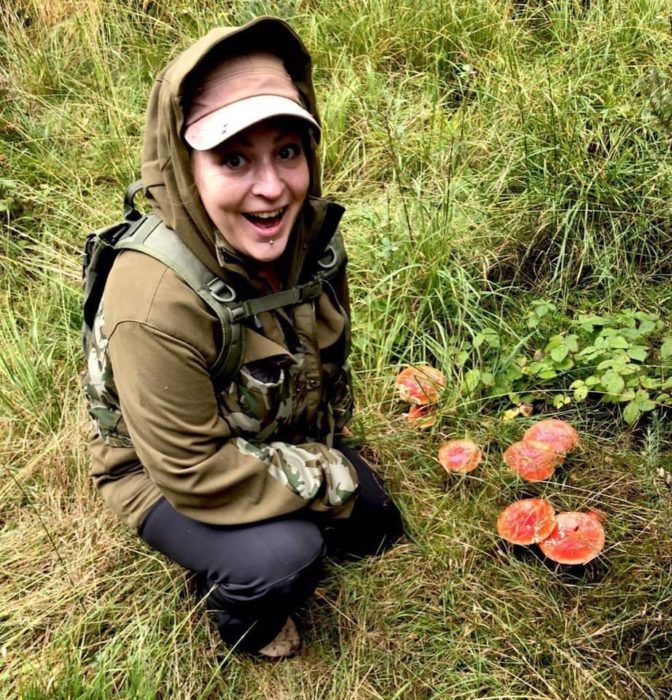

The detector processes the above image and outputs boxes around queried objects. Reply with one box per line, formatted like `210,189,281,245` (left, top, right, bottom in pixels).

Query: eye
221,152,247,170
277,143,302,161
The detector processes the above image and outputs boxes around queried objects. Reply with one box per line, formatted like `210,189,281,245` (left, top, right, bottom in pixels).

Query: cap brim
184,95,320,151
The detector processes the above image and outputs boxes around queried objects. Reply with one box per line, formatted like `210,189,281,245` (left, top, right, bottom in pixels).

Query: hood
140,17,335,283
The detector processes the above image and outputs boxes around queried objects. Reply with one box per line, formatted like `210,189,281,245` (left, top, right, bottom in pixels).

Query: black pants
138,444,403,652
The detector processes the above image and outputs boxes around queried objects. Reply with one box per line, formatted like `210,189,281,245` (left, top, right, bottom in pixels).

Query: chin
249,239,289,263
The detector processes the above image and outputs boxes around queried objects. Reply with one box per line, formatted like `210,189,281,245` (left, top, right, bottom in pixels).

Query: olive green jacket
85,18,358,530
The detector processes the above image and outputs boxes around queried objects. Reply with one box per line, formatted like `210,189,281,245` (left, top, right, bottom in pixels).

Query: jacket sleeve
107,319,357,525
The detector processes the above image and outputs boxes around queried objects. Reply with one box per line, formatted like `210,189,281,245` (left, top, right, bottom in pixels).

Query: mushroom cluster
504,419,579,482
393,366,605,567
497,499,605,565
496,420,604,566
394,365,446,428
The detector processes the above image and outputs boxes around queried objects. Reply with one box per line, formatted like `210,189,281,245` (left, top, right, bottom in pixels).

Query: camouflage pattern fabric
234,439,357,505
82,304,132,448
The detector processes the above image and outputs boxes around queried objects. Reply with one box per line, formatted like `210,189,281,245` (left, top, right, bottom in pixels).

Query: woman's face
191,119,310,264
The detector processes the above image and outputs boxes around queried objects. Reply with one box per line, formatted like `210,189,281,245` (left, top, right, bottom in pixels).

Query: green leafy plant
458,305,671,424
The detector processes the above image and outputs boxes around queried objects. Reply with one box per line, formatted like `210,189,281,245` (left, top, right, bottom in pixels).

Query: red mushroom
503,440,564,481
538,511,605,565
496,498,556,545
395,365,446,405
406,404,436,429
438,439,482,473
523,419,579,455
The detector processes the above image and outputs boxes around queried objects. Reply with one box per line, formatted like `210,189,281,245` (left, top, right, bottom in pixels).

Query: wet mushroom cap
496,498,556,545
438,439,482,473
395,366,446,405
523,419,579,455
538,511,605,565
503,439,564,481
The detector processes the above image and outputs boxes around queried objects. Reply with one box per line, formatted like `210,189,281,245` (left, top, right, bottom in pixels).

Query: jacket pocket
237,363,285,420
219,356,293,439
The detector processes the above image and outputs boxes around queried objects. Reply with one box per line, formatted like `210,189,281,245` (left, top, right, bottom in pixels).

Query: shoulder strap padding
117,214,245,387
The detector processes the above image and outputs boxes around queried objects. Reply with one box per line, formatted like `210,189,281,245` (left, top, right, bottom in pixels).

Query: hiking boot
258,617,301,659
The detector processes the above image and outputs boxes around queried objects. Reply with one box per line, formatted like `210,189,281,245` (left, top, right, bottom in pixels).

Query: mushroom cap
407,404,436,429
538,511,605,565
523,419,579,455
438,438,482,473
503,440,564,481
496,498,556,545
395,365,446,405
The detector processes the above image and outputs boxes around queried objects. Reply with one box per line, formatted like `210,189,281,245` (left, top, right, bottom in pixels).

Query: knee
206,519,325,606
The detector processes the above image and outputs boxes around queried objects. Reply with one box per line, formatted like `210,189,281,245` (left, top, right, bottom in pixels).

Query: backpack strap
117,214,246,387
115,213,346,389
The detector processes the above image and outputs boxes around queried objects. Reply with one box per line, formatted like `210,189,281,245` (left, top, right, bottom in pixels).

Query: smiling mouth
243,207,287,229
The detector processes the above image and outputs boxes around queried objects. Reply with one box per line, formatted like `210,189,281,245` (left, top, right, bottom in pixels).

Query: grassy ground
1,0,671,697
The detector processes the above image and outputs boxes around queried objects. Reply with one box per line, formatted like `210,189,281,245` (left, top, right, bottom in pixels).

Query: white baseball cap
183,52,320,151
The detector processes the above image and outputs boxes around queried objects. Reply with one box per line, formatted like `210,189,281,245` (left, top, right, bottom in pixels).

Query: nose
251,161,285,200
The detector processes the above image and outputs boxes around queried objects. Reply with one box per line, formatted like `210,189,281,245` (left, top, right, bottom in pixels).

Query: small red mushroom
406,404,436,429
538,511,605,565
503,439,564,481
395,365,446,405
496,498,556,545
523,419,579,455
438,439,482,473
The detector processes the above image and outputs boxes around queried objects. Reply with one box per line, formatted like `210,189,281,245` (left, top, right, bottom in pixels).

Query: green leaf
627,346,648,362
631,390,656,412
620,328,643,340
660,337,672,361
480,371,495,387
601,370,625,395
639,320,656,334
608,335,629,349
634,311,658,322
623,401,640,425
574,385,589,401
565,334,579,353
578,314,607,326
464,369,481,392
556,357,575,371
553,394,571,408
550,345,569,363
640,376,657,390
545,334,565,351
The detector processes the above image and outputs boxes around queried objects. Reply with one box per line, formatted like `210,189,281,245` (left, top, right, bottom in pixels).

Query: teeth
249,208,283,219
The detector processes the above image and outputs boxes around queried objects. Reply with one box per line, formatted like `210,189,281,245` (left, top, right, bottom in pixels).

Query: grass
1,0,671,697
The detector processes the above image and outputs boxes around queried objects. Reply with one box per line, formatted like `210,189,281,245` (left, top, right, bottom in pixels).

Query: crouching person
83,16,402,658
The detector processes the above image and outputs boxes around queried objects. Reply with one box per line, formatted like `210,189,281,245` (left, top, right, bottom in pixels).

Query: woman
84,17,402,658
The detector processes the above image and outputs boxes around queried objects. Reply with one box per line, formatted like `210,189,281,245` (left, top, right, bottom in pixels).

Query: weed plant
1,0,671,698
